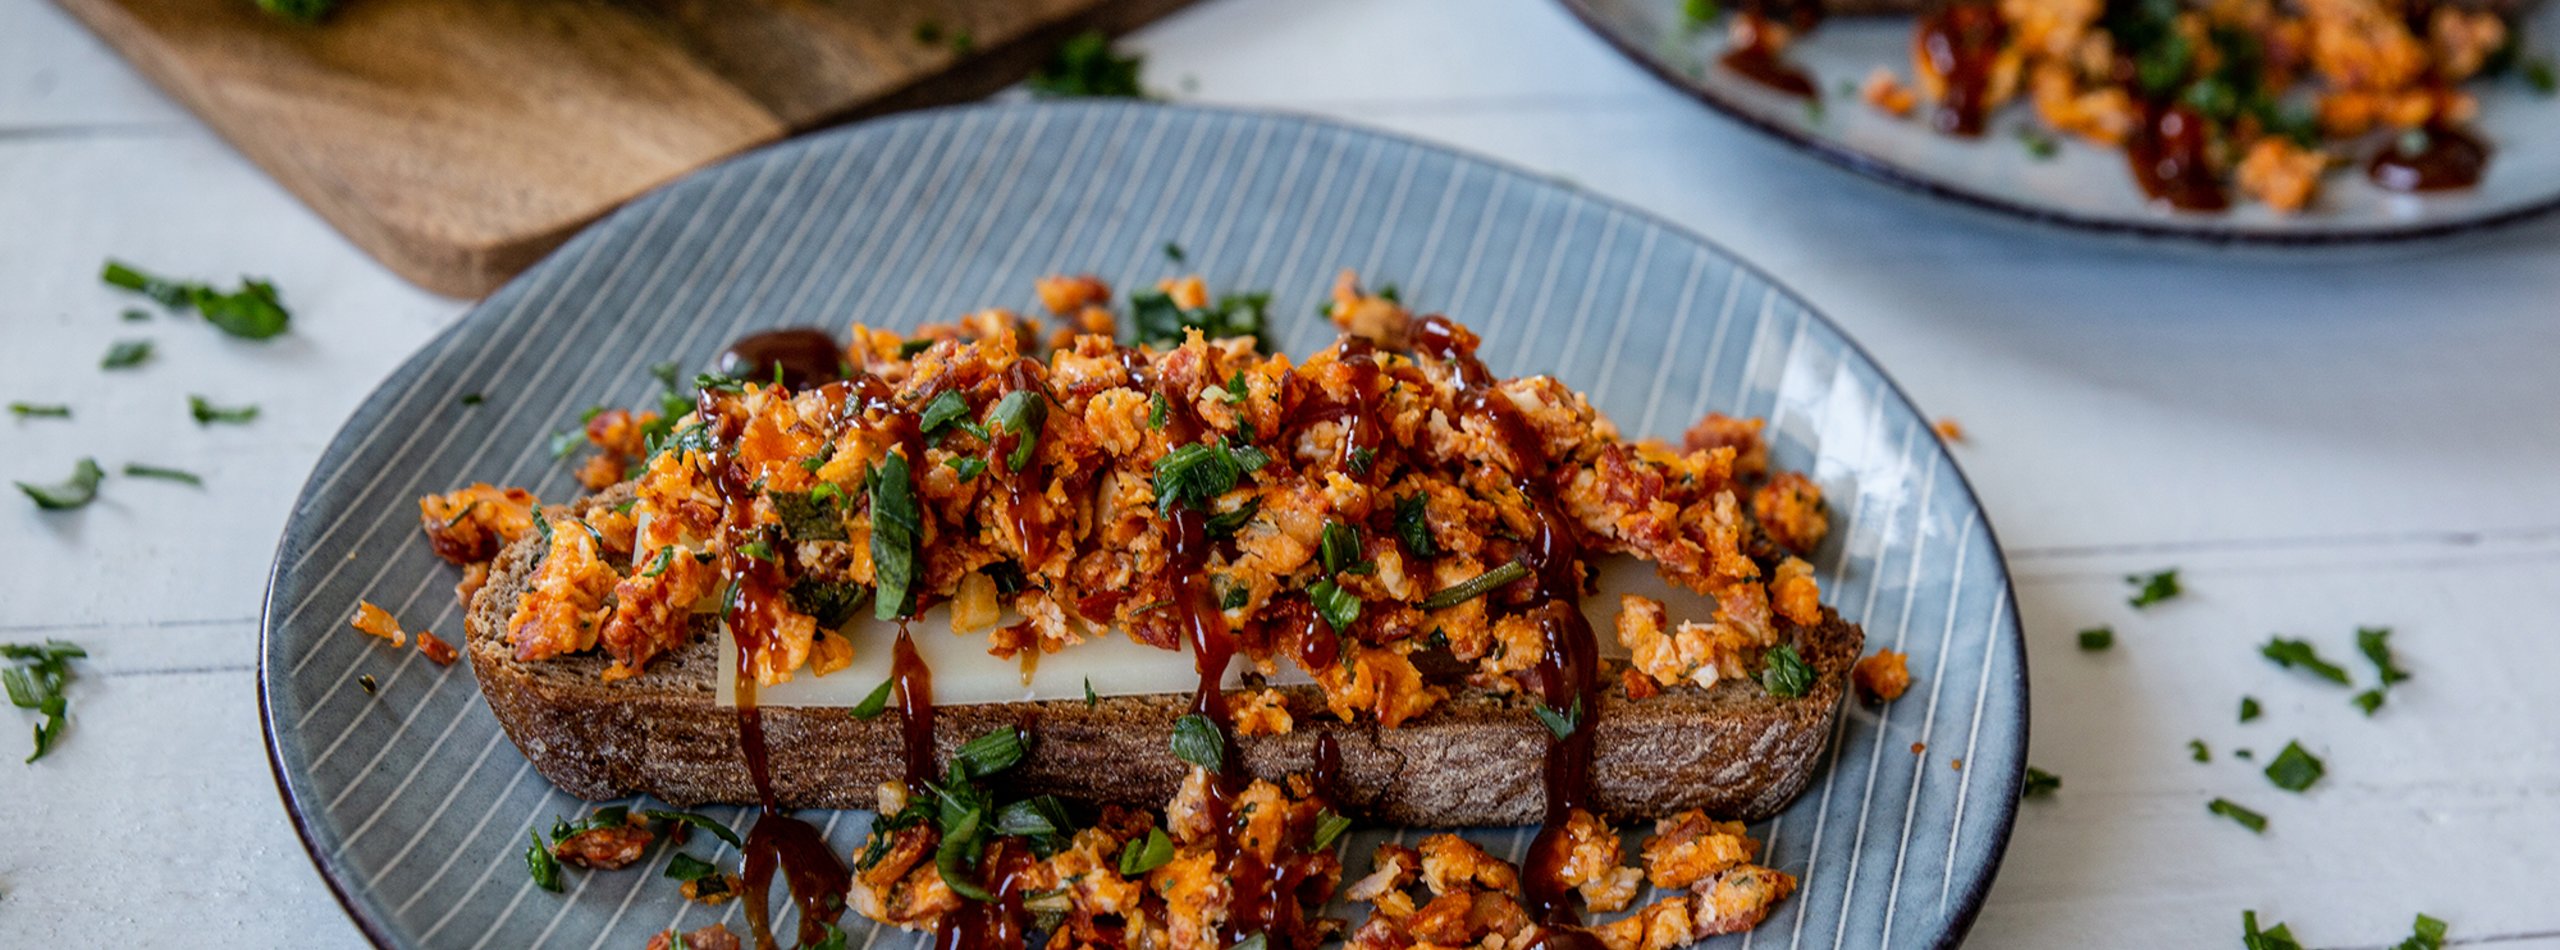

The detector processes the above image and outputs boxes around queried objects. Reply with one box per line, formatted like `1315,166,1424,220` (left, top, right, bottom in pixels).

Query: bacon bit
1862,67,1918,117
417,484,540,564
1911,741,1928,755
1950,758,1965,771
553,823,654,869
1621,666,1662,700
350,600,408,648
1035,274,1113,315
1933,418,1966,443
416,630,459,666
1852,650,1912,703
1233,688,1295,736
644,925,741,950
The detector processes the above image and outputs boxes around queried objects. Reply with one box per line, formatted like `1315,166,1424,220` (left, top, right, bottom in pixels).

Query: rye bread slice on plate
464,489,1863,827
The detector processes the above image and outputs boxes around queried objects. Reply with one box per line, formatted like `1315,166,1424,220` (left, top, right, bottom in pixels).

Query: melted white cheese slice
716,556,1716,708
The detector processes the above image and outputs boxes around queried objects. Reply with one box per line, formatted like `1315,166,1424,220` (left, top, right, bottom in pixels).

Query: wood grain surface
51,0,1194,297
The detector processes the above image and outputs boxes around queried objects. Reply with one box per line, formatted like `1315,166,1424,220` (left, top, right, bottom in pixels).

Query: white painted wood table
5,0,2556,946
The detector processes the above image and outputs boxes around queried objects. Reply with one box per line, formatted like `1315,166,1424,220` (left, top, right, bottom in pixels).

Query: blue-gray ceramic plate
1561,0,2560,244
260,101,2026,949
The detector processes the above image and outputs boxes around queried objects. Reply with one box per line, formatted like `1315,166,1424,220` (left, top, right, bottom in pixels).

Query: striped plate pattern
260,101,2026,949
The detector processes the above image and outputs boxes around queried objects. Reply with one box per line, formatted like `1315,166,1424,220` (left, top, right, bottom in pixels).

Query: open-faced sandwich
411,271,1870,949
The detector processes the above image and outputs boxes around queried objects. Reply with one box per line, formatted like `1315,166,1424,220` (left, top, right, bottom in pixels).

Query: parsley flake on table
1130,288,1269,348
2241,910,2304,950
100,339,154,370
1028,30,1146,99
2356,626,2411,686
2393,913,2449,950
101,260,291,340
122,463,202,486
9,402,71,419
2353,689,2387,716
2189,739,2210,763
2077,626,2114,651
2239,695,2261,722
2260,637,2350,685
2,639,85,762
188,395,260,425
2124,568,2181,607
2021,766,2061,799
2207,797,2267,833
17,458,104,511
2263,741,2325,792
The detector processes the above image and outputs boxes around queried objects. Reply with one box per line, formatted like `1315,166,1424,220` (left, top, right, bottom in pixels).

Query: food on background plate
1705,0,2540,212
415,270,1866,948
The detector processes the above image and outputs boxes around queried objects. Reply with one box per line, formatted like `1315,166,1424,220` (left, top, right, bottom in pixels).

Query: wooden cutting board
56,0,1194,297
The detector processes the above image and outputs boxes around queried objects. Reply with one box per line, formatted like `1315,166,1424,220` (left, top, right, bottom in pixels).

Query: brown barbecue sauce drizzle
1410,316,1605,949
1916,1,2007,136
1721,6,1820,99
720,328,850,391
2367,123,2489,192
2126,102,2231,211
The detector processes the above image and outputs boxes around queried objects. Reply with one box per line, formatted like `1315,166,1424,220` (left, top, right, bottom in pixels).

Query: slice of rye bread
462,488,1864,827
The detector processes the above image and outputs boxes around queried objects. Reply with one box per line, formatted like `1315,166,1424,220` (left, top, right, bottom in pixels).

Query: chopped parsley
2021,766,2061,798
459,393,485,407
122,463,202,487
1313,809,1352,850
1307,579,1361,635
945,456,987,483
1129,289,1269,348
100,261,291,340
1085,678,1099,708
787,579,869,629
1163,241,1186,263
639,547,675,579
1203,498,1260,539
736,539,774,562
1170,713,1224,769
1318,521,1364,575
525,829,562,891
1393,492,1437,559
2394,914,2449,950
3,639,85,762
120,308,150,322
918,390,971,437
987,389,1047,472
1118,826,1175,876
2189,739,2210,763
17,458,104,511
2124,568,2181,608
1151,438,1265,514
2356,626,2411,687
2208,797,2267,833
1759,644,1814,698
2077,626,2114,651
1531,697,1581,739
2263,741,2324,792
637,809,742,849
2239,696,2261,722
8,403,71,419
2017,125,2060,160
1681,0,1719,31
187,395,259,426
1028,30,1146,99
2353,689,2386,716
866,453,923,621
100,339,154,370
664,852,719,884
1420,560,1530,611
2260,637,2350,685
2242,910,2304,950
1147,392,1169,430
770,489,848,542
849,679,895,720
952,726,1028,779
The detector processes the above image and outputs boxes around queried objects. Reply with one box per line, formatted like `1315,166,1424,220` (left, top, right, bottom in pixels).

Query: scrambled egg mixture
419,272,1833,733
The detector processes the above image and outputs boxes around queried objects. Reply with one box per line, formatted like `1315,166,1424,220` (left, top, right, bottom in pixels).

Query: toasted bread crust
464,489,1862,826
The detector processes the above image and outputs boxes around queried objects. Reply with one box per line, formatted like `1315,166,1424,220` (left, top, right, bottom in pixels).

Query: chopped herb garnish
1312,809,1352,850
2356,626,2410,687
1085,678,1099,708
459,393,484,407
664,852,719,883
1150,438,1263,514
525,829,562,891
2208,797,2267,833
547,429,583,459
1203,498,1259,539
2189,739,2210,763
2,639,85,762
2022,766,2061,798
1419,560,1529,611
187,395,259,425
2243,910,2304,950
2260,637,2350,685
1219,583,1251,611
2353,689,2386,716
2078,626,2114,651
1393,492,1437,559
919,390,971,437
788,579,870,629
987,389,1048,472
737,539,775,562
934,805,993,902
1308,579,1361,634
867,453,922,621
1130,289,1269,348
2125,569,2181,607
1348,446,1377,474
1118,826,1175,876
121,463,201,486
953,726,1028,780
2528,56,2558,96
8,403,70,419
2017,125,2060,159
639,810,743,849
898,338,936,359
1170,713,1224,769
1147,392,1169,430
850,679,895,720
1759,644,1814,698
994,795,1074,841
771,489,848,542
1530,697,1581,739
2263,741,2324,792
17,458,104,511
945,456,987,483
1028,30,1146,99
2240,696,2261,722
121,308,150,322
1681,0,1719,31
101,261,291,340
1223,371,1249,405
1318,521,1363,575
1229,934,1269,950
100,339,154,370
2394,914,2449,950
1163,241,1187,263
